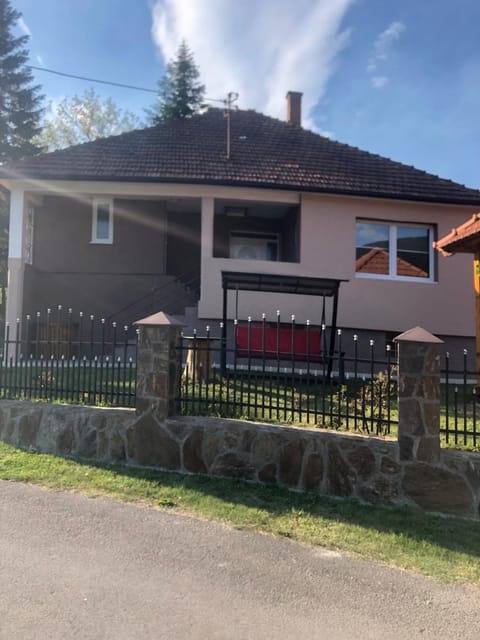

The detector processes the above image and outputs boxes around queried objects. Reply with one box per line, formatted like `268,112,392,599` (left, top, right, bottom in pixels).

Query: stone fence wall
0,399,479,520
0,317,479,521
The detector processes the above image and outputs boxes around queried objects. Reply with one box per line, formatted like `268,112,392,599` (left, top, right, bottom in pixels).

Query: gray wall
25,196,201,319
34,197,167,274
166,211,201,278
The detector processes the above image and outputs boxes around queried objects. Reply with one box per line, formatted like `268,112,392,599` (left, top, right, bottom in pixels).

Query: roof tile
2,108,480,205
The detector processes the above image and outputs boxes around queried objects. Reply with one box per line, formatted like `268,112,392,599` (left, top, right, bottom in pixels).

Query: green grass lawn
1,440,479,586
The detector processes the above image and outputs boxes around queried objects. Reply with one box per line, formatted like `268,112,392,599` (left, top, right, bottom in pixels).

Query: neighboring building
1,92,480,350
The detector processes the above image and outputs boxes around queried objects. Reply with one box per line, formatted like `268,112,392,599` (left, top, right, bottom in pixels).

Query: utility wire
30,65,158,93
30,65,227,103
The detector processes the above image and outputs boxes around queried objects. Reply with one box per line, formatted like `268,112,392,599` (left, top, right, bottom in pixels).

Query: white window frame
355,220,435,283
91,198,113,244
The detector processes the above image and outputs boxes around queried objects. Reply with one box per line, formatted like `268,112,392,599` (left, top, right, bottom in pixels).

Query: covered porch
3,180,302,339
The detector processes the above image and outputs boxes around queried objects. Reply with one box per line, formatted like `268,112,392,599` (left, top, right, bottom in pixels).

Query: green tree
36,88,141,151
147,41,206,124
0,0,43,163
0,0,43,286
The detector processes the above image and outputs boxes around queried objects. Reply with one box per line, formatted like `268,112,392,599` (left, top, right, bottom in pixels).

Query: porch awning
221,271,346,297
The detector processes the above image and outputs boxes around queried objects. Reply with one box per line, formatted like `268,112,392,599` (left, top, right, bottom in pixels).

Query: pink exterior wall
199,192,476,337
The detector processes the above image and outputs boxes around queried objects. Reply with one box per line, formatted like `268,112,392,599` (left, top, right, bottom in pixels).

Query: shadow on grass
62,454,480,559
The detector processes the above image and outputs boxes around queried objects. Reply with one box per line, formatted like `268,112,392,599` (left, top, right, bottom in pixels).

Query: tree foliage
147,41,206,124
0,0,44,285
0,0,43,164
36,88,141,151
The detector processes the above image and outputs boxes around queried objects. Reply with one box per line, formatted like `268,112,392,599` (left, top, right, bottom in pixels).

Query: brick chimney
286,91,303,127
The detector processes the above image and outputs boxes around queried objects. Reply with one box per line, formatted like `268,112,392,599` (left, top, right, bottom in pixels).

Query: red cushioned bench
235,326,322,362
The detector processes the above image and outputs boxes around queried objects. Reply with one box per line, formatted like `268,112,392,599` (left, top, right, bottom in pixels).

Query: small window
356,220,434,281
230,231,279,261
92,198,113,244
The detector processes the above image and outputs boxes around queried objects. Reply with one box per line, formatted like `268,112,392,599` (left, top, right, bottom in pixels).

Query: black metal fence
1,305,479,449
441,350,479,449
179,318,398,436
179,317,480,449
0,308,137,407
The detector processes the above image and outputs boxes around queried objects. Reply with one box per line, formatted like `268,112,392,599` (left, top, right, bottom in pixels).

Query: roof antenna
224,92,239,160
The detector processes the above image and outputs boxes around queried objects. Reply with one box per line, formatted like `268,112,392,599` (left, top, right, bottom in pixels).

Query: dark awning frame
220,270,347,375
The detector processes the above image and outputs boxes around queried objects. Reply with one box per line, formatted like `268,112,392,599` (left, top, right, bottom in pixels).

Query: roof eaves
3,171,480,206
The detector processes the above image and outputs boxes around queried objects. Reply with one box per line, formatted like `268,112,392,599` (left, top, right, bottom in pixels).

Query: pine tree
147,41,205,124
0,0,43,164
0,0,43,287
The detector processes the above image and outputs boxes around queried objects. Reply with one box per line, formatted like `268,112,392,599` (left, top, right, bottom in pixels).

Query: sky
12,0,480,190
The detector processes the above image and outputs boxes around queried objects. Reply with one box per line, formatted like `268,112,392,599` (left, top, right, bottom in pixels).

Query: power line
30,65,227,104
30,65,158,93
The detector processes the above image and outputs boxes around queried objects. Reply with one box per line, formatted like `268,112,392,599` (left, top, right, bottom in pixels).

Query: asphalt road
0,479,479,640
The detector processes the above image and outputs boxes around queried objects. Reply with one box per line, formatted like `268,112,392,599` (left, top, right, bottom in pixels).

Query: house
1,91,480,353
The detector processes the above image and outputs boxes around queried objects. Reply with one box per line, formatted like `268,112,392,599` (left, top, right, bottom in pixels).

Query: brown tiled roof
2,108,480,205
356,248,428,277
434,213,480,255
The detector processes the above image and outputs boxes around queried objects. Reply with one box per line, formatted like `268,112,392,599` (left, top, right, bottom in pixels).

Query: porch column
6,188,26,340
200,196,214,301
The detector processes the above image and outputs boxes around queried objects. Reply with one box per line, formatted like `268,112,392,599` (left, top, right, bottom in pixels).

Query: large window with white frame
91,198,113,244
355,220,434,281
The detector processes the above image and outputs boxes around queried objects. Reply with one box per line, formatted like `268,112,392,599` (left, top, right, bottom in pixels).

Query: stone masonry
395,326,443,464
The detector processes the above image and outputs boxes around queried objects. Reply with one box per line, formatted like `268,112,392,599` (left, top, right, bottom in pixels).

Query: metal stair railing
105,270,200,324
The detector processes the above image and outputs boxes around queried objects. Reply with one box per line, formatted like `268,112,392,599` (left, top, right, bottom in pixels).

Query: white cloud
16,16,32,37
373,21,405,60
371,76,388,89
366,20,405,87
36,54,45,66
150,0,355,129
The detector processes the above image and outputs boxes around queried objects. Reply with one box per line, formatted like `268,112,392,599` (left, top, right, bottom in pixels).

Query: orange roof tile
356,248,428,278
434,213,480,256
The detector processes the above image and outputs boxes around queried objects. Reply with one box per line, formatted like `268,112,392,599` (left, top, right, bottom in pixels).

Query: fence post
394,326,443,463
134,312,184,419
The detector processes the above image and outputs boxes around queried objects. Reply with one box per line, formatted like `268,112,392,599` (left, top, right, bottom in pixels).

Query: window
92,198,113,244
356,220,434,281
229,231,279,261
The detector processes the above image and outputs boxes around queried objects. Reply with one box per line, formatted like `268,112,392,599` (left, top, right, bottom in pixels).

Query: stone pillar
394,326,443,463
134,312,184,420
